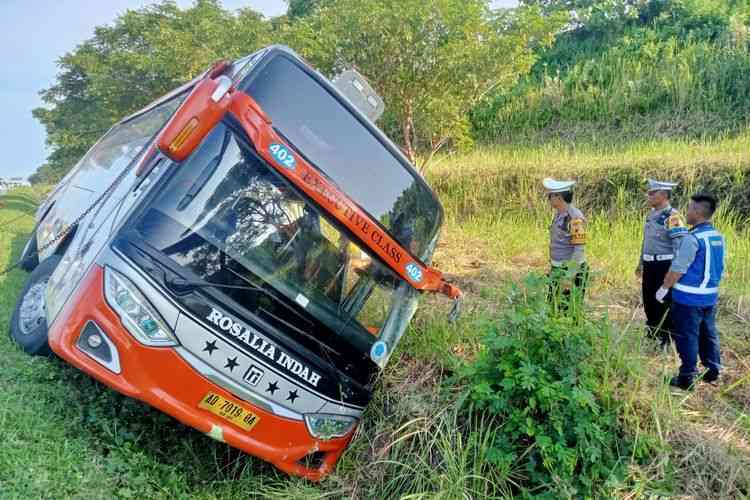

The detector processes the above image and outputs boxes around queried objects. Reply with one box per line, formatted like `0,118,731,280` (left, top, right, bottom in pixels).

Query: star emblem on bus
224,356,239,371
266,381,279,395
202,340,218,355
286,390,299,403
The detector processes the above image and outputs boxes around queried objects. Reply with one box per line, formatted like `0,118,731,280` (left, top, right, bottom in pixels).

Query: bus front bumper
48,264,354,481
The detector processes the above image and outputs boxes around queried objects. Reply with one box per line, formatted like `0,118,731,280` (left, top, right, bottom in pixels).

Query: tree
285,0,320,19
285,0,565,170
33,0,271,183
521,0,641,31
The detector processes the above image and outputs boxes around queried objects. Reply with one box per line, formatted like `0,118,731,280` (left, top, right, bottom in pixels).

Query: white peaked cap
543,178,576,193
647,179,679,192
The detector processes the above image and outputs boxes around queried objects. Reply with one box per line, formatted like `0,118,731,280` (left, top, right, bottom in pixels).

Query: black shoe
669,375,694,391
701,370,720,384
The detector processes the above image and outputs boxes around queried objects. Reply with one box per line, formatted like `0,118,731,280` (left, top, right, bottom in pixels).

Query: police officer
657,192,724,390
635,179,688,347
543,178,588,308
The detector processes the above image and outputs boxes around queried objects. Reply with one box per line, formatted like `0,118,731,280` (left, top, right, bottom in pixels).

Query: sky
0,0,518,180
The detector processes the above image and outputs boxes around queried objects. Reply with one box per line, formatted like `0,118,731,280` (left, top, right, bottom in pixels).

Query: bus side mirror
157,74,234,162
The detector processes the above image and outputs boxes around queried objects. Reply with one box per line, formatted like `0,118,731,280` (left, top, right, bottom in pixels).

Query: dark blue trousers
671,301,722,379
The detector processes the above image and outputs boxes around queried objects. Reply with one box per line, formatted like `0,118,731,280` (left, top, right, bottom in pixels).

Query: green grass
427,133,750,299
429,130,750,217
2,136,750,498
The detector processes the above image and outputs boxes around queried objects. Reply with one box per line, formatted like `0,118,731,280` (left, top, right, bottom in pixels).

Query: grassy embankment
1,136,749,498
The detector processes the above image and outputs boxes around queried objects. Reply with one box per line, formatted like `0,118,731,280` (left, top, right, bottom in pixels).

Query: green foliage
29,0,750,182
472,0,750,144
32,0,564,181
284,0,564,165
429,137,750,222
461,274,628,498
522,0,640,33
285,0,320,19
32,0,271,184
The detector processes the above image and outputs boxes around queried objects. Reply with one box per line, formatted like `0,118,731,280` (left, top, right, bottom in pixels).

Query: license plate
198,392,260,432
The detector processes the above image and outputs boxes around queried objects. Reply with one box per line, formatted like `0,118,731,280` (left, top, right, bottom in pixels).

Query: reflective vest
672,223,725,307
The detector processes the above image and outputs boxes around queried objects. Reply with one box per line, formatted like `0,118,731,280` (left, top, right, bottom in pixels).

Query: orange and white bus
10,45,460,480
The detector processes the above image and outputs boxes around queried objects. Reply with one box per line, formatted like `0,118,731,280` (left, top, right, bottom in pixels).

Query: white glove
655,286,669,303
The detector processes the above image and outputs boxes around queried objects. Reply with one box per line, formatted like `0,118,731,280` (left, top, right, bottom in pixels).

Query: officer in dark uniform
635,179,687,347
543,178,588,310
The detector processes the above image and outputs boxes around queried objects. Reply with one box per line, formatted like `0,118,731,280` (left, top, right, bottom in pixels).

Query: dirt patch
509,251,547,268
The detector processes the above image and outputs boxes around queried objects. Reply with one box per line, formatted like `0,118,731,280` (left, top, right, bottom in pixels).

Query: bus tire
9,255,62,357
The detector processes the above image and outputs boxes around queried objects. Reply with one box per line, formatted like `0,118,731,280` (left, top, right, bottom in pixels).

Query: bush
461,274,628,498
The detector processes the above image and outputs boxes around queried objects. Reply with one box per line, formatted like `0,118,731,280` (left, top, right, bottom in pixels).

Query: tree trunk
402,99,416,164
419,136,449,174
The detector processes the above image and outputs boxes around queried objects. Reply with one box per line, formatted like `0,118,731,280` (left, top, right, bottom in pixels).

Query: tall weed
460,274,632,498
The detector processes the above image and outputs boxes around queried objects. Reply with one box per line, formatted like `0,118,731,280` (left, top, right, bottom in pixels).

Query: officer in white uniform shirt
635,179,687,347
543,178,588,310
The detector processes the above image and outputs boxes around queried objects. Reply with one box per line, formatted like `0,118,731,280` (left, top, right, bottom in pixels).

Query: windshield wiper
164,275,338,357
222,266,346,362
166,274,304,321
259,306,340,356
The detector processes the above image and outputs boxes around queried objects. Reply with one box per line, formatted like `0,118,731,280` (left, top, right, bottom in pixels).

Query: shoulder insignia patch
657,209,671,225
569,218,586,245
666,213,687,237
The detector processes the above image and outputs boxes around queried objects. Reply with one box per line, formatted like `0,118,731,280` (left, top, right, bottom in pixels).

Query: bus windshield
134,122,409,355
240,53,442,260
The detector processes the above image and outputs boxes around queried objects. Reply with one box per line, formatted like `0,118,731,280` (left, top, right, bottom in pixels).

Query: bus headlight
104,266,177,346
304,414,357,440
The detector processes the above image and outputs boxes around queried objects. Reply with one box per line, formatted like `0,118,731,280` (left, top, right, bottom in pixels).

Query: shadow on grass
3,246,295,494
2,203,297,494
3,230,32,279
0,193,39,218
1,224,34,279
65,366,277,463
41,363,295,494
10,231,28,264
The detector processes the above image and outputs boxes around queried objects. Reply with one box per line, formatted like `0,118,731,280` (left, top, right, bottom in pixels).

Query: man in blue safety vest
656,192,725,390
